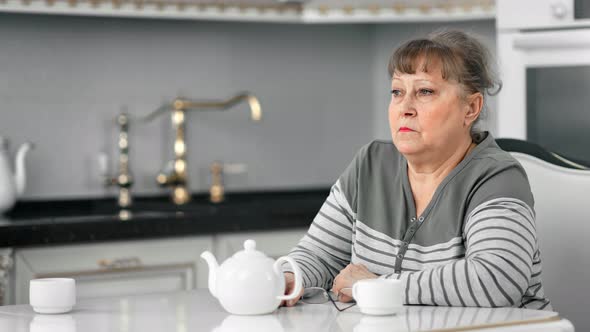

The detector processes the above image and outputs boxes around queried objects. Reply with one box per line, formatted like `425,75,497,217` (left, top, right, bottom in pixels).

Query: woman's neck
406,138,476,188
406,137,476,217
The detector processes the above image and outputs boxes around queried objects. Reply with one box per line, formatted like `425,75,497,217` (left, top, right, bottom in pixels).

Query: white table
0,290,574,332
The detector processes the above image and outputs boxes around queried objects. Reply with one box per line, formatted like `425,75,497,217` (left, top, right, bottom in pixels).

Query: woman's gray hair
388,29,502,134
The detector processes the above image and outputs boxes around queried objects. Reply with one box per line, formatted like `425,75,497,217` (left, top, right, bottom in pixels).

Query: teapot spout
200,251,219,298
14,142,33,196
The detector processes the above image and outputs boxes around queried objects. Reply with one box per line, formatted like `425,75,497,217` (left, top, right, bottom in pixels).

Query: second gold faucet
146,92,262,205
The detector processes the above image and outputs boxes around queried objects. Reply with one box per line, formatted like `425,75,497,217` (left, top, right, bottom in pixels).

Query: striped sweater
286,132,552,310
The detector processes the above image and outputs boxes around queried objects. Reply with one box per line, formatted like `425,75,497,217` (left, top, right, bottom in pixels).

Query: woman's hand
331,264,378,302
280,272,304,307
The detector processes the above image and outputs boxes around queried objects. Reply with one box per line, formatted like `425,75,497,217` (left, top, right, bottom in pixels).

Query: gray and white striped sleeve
388,198,536,307
284,179,355,289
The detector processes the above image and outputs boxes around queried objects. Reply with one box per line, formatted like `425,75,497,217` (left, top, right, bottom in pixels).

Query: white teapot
200,239,302,315
0,137,33,214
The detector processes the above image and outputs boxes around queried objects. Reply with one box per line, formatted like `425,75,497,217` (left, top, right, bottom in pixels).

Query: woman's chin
393,141,422,156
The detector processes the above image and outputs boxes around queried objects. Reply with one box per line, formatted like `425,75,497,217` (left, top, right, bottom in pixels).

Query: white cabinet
13,236,213,304
9,229,308,305
0,1,495,24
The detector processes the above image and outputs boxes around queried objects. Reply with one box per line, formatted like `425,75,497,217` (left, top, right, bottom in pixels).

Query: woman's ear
464,92,484,127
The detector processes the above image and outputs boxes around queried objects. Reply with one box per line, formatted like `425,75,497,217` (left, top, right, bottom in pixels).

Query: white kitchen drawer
13,236,213,304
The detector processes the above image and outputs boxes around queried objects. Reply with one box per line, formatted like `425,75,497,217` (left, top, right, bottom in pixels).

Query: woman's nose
402,107,417,117
400,98,417,117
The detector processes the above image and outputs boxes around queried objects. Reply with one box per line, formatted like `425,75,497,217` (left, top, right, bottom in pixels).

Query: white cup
352,279,403,315
29,278,76,314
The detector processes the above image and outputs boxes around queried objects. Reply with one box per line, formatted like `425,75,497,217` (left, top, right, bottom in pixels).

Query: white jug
0,137,33,214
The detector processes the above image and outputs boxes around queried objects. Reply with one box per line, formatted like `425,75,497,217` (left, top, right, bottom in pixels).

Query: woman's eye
418,89,434,96
391,89,402,97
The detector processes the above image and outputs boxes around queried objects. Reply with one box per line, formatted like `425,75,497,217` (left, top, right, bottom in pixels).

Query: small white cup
30,278,76,314
352,279,403,315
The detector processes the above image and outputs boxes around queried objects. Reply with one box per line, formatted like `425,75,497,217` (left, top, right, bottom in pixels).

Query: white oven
496,0,590,164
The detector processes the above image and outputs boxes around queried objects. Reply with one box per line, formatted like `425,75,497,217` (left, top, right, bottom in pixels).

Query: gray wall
0,14,375,199
0,14,496,200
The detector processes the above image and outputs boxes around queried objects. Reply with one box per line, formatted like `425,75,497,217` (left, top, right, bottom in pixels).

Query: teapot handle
273,256,302,301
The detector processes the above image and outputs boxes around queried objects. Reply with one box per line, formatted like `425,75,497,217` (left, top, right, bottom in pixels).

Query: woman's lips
399,127,414,132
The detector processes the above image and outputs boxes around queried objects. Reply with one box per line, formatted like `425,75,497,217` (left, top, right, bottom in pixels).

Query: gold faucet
145,92,262,205
103,113,133,219
209,161,224,204
208,161,248,203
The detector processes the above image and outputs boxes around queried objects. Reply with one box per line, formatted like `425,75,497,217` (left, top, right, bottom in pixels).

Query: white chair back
511,152,590,330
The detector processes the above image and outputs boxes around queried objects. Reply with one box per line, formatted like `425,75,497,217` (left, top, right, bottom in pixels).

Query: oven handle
513,29,590,50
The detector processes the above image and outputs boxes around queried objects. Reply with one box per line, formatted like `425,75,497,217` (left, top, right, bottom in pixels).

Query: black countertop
0,188,329,247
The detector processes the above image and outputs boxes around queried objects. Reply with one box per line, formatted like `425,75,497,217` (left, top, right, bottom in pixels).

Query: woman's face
389,60,478,160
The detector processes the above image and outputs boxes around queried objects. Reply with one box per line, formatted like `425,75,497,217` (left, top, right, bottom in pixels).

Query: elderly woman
282,30,551,310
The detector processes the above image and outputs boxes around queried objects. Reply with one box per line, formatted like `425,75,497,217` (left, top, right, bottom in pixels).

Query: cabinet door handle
98,257,142,269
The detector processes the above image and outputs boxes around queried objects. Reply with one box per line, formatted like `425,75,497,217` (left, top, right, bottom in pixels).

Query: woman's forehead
392,68,445,82
391,48,466,83
392,56,445,79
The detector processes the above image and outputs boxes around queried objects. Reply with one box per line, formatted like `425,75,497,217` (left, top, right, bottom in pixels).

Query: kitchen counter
0,188,329,247
0,290,574,332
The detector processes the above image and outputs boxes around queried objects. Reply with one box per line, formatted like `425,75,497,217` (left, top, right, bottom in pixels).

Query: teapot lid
232,239,268,260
